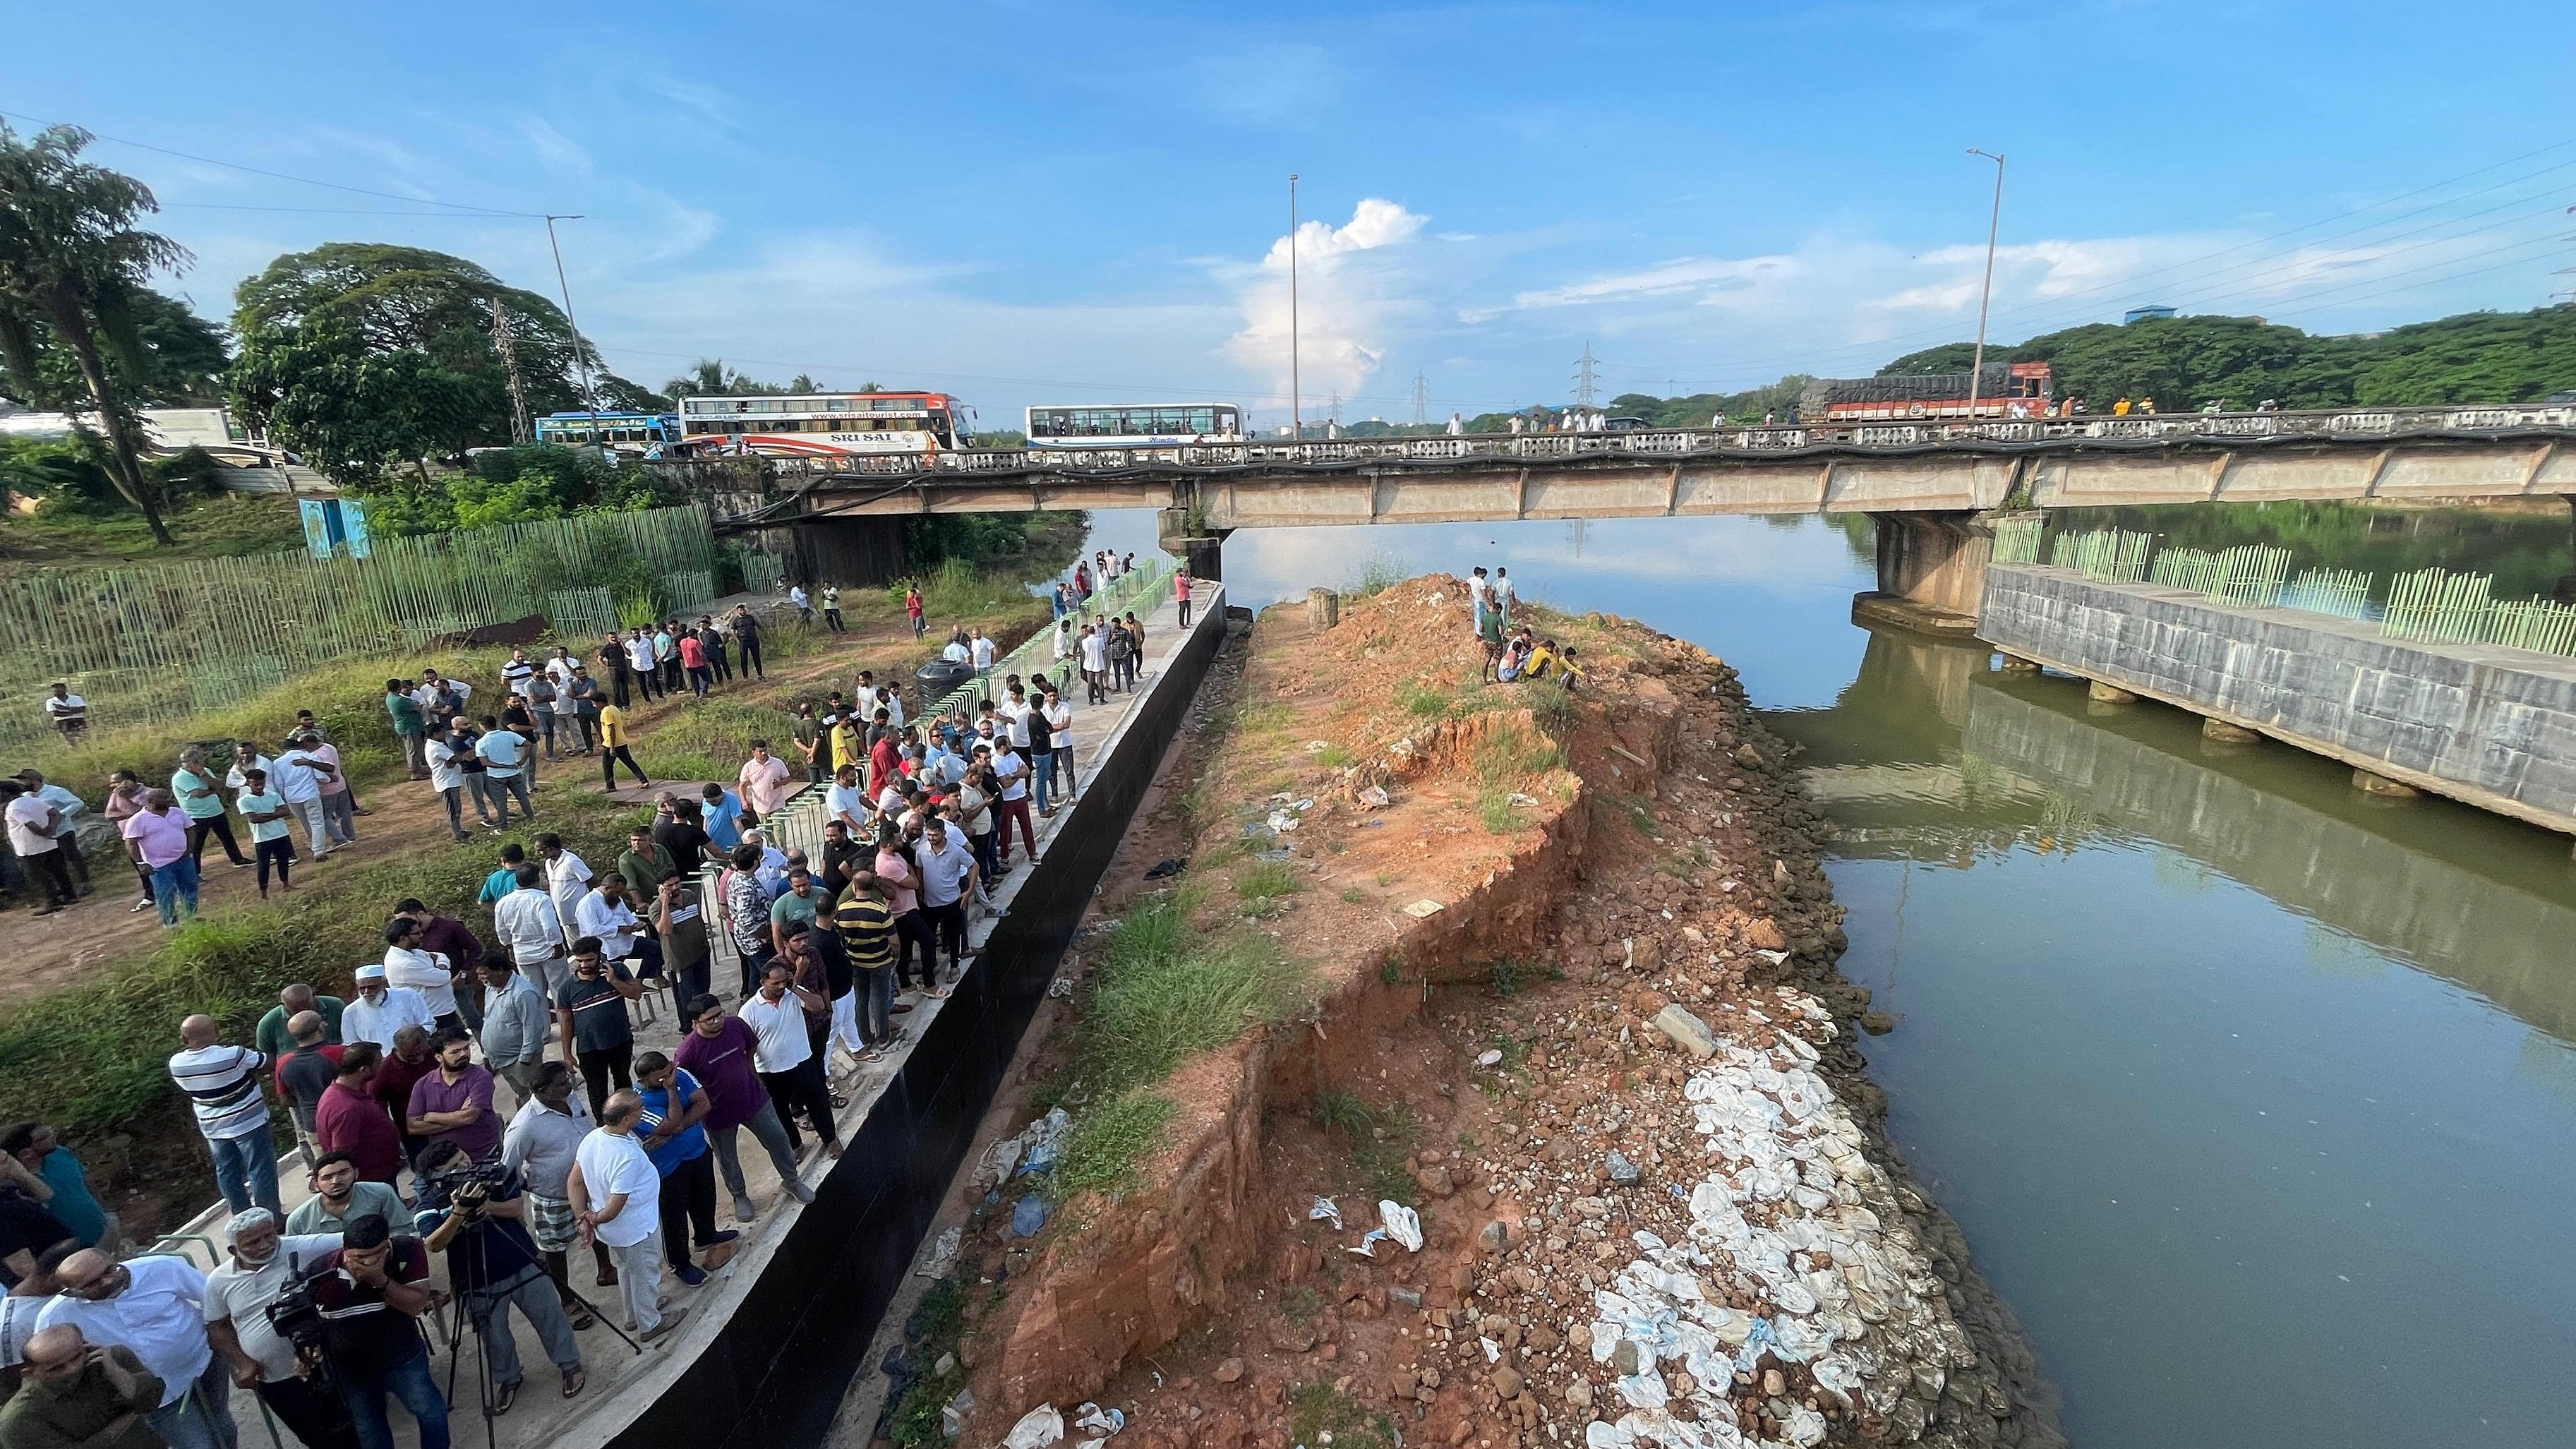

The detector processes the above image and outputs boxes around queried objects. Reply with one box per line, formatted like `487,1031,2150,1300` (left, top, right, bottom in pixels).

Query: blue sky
8,1,2571,428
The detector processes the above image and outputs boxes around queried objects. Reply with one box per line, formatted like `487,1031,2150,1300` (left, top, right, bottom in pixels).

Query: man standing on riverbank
569,1091,683,1342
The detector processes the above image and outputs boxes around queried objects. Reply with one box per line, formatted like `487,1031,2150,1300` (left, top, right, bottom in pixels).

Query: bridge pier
1157,507,1230,581
1851,510,1994,639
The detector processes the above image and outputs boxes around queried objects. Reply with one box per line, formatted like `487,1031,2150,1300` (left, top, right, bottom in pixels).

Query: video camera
265,1261,334,1388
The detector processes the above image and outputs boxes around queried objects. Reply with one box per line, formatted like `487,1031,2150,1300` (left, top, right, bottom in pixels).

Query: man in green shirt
1,1325,164,1449
615,826,678,898
766,867,819,955
385,679,428,779
252,985,345,1059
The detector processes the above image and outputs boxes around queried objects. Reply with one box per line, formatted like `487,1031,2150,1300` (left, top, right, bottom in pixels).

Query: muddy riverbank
891,577,2059,1449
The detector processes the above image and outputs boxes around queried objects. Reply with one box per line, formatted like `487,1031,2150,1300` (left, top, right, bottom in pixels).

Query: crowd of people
1465,565,1583,688
0,554,1203,1449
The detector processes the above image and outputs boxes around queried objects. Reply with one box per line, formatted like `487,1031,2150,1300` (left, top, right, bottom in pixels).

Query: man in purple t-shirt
406,1027,500,1162
670,992,814,1222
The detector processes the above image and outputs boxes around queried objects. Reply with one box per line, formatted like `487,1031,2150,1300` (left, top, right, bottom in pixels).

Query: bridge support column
1850,510,1993,639
790,515,908,589
1157,507,1230,581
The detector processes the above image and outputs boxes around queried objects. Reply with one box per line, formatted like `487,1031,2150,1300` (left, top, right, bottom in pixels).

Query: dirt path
0,611,1016,1009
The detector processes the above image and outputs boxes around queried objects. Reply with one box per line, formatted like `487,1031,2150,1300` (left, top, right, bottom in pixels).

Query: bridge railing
699,402,2576,484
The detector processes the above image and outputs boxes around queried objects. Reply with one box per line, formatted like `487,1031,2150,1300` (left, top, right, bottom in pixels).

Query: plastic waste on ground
1011,1192,1049,1237
1474,1049,1504,1068
1308,1196,1344,1229
1073,1402,1124,1436
915,1225,961,1278
1358,784,1390,809
1003,1404,1064,1449
1378,1199,1424,1251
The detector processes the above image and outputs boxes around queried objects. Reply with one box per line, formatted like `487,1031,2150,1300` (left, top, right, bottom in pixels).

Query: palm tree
0,124,188,545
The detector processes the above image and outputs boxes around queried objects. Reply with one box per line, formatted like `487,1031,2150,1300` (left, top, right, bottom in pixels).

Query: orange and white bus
675,391,970,458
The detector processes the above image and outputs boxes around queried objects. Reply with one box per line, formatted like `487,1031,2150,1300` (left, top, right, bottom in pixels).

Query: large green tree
230,320,479,488
1874,306,2576,411
0,124,188,543
0,286,229,409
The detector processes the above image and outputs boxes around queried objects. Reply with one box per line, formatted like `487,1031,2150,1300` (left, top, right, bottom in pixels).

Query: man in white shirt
222,740,275,793
738,961,840,1160
267,737,334,859
42,683,88,738
493,865,572,1000
342,965,436,1052
574,876,660,978
1491,567,1516,625
40,1248,234,1449
940,634,970,666
991,742,1033,865
736,743,793,824
536,834,593,951
567,1091,682,1341
476,719,533,826
382,918,461,1028
969,630,994,673
1,779,78,913
202,1210,350,1449
1078,625,1108,705
824,765,869,838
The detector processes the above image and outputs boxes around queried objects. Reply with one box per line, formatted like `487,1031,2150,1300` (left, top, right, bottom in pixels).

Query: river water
1077,503,2576,1448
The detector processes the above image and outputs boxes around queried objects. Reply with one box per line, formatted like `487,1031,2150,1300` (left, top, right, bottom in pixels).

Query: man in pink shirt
119,787,195,927
872,825,937,998
736,741,793,824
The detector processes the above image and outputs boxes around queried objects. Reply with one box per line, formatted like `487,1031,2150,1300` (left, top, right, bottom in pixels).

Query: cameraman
303,1216,442,1449
411,1143,584,1409
200,1210,356,1449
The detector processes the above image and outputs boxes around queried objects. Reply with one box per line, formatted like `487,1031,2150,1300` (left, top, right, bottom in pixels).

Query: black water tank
915,658,977,710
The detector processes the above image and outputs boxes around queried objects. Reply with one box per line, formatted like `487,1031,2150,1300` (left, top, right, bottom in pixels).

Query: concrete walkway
192,573,1209,1449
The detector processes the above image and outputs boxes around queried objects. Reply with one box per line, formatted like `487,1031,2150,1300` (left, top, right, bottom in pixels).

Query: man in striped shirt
832,874,898,1058
166,1017,281,1217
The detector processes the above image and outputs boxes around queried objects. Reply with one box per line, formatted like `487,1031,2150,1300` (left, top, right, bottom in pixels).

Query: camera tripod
438,1193,640,1449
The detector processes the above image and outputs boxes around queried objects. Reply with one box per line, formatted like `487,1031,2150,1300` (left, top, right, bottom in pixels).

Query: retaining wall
1977,563,2576,837
604,586,1232,1449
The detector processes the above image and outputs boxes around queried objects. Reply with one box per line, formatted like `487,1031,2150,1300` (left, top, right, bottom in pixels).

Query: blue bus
534,410,682,459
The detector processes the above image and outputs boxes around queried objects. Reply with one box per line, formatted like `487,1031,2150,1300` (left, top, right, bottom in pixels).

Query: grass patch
1279,1282,1321,1323
0,490,306,574
1315,744,1352,769
1234,860,1302,901
1289,1383,1400,1449
1488,958,1561,999
1070,888,1305,1104
1315,1090,1419,1206
1471,721,1561,834
1524,677,1577,738
1374,870,1397,887
1340,886,1368,904
1052,1090,1176,1200
1397,678,1452,718
886,1275,972,1448
1347,553,1407,599
630,695,799,781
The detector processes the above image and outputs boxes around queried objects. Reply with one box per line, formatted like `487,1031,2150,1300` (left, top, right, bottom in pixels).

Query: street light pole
543,214,606,455
1965,149,2006,423
1288,174,1301,441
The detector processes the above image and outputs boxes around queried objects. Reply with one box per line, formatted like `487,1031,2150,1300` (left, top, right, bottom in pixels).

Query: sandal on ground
562,1371,586,1399
565,1301,596,1330
493,1382,519,1415
923,984,953,999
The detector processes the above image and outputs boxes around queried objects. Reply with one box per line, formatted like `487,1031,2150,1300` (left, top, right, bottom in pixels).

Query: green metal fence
0,503,717,750
2047,528,2156,583
2279,567,2373,620
919,559,1174,723
1992,516,2044,565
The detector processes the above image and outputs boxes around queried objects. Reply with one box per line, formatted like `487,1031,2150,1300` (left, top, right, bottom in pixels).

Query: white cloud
1220,198,1431,408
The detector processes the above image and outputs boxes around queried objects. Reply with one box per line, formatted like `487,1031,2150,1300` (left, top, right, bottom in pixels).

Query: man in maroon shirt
405,1027,499,1163
313,1042,404,1185
670,993,814,1223
371,1026,438,1169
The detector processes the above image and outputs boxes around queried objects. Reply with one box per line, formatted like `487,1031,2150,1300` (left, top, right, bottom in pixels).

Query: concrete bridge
670,402,2576,615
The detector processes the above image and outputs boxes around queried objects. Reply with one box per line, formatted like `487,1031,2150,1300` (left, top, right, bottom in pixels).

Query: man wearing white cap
339,967,435,1053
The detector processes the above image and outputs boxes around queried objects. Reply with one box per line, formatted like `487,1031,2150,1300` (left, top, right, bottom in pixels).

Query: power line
0,107,548,217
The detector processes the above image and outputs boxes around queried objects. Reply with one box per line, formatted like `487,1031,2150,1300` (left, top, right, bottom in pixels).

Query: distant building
2124,305,2178,325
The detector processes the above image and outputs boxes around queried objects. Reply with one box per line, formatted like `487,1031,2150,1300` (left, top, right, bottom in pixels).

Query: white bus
1025,402,1242,447
677,392,968,459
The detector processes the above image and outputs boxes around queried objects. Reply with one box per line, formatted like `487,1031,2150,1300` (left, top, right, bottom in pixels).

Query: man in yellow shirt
597,704,649,791
828,711,862,772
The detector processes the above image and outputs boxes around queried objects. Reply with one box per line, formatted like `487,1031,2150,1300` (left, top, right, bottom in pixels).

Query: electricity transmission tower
1410,373,1428,428
1573,343,1599,411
